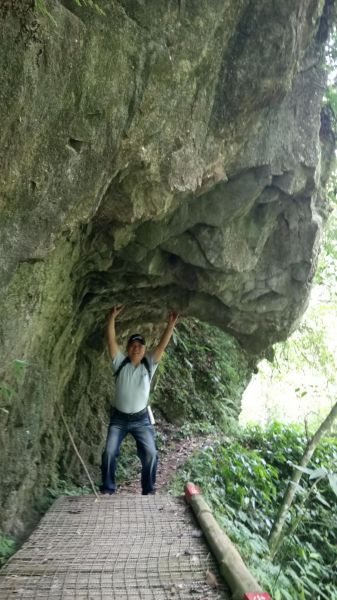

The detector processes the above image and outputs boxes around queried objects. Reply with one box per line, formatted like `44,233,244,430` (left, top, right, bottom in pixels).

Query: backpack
114,356,151,381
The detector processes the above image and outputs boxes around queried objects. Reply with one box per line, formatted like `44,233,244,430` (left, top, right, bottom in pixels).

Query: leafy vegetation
152,318,253,427
0,359,29,401
316,198,337,290
46,479,92,499
169,423,337,599
0,532,16,568
325,15,337,136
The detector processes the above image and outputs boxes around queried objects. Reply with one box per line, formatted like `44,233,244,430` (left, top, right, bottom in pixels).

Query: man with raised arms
101,306,179,495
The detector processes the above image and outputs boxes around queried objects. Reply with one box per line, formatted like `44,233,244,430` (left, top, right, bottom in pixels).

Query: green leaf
13,359,29,373
328,473,337,498
293,465,313,475
0,383,15,400
309,467,328,480
14,359,28,367
315,490,330,508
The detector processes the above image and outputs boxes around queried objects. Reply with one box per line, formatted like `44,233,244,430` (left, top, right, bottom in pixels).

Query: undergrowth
46,479,92,499
169,422,337,599
152,318,253,427
0,532,16,568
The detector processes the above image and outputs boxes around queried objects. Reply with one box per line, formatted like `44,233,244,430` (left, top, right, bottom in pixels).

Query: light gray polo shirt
112,351,158,414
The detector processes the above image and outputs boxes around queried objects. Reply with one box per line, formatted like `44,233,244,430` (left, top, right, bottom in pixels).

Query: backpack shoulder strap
141,356,151,380
114,356,152,381
114,356,131,380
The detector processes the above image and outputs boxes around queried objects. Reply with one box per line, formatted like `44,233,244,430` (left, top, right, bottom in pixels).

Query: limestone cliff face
0,0,335,533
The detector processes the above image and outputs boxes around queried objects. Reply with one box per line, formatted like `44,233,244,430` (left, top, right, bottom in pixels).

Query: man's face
127,341,146,364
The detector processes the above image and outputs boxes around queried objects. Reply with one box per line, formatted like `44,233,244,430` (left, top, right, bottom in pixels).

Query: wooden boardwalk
0,494,231,599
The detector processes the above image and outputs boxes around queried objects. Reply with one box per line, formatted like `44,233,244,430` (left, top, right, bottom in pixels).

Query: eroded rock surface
0,0,335,533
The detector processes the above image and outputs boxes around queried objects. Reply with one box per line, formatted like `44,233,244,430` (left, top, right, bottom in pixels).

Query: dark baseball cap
127,334,146,346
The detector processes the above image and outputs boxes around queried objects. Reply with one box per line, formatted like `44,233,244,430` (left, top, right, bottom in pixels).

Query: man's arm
107,305,124,359
152,312,179,363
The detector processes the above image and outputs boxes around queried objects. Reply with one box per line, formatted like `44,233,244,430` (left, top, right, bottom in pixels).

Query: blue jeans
101,409,157,494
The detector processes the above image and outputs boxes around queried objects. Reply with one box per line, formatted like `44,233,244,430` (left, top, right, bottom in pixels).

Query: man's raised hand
153,311,180,363
110,305,124,319
168,312,179,327
107,306,124,358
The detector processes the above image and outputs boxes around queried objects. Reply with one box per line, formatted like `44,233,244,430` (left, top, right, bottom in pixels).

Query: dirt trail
118,424,214,494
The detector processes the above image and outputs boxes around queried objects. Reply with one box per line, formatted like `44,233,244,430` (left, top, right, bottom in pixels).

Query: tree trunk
268,400,337,557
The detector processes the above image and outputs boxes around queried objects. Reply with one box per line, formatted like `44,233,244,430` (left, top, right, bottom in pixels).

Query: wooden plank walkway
0,494,231,599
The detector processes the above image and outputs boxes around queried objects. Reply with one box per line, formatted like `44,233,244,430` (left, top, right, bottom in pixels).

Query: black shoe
142,490,156,495
100,486,116,495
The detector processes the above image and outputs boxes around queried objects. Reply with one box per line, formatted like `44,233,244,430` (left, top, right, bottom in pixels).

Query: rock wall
0,0,335,534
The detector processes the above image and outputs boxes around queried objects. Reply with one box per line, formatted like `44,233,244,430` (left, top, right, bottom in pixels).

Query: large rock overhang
0,0,335,358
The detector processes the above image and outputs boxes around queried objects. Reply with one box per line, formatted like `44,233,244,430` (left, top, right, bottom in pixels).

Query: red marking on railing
184,483,201,503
